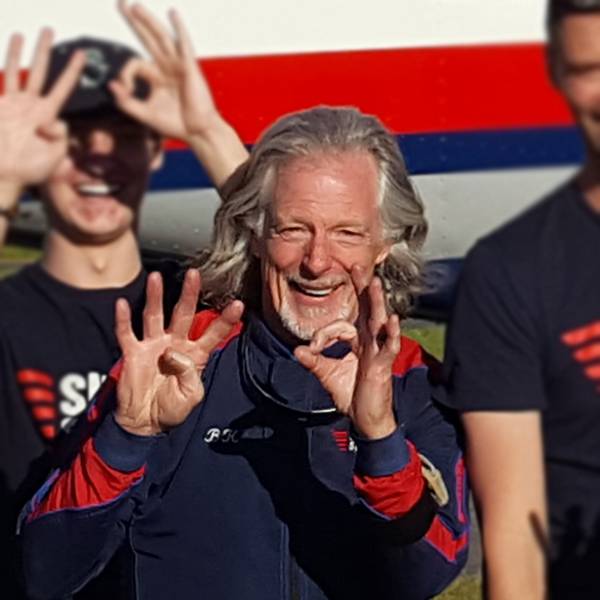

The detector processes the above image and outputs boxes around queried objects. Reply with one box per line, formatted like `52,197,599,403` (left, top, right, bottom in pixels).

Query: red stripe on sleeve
424,458,469,562
29,438,145,521
189,310,243,346
425,517,469,562
353,443,425,518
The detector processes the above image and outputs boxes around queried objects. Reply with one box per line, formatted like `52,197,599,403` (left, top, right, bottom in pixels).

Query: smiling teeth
77,183,118,196
298,286,334,297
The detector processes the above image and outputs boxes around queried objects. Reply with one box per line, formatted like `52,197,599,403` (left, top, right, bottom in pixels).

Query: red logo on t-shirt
561,320,600,391
16,369,107,440
17,369,58,440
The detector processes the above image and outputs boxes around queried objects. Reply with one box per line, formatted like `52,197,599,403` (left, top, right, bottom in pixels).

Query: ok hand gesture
114,269,244,436
111,1,248,187
294,268,400,440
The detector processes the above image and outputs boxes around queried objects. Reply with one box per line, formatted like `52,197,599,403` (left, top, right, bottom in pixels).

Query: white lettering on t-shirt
58,371,107,429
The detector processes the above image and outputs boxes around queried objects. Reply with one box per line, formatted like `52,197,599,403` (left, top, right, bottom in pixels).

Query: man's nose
86,129,115,154
302,232,333,277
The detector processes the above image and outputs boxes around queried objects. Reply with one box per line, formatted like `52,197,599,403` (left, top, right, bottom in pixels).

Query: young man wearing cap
0,5,247,597
442,1,600,598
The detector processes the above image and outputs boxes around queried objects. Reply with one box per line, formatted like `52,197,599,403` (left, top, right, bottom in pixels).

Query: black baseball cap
549,0,600,24
42,37,149,119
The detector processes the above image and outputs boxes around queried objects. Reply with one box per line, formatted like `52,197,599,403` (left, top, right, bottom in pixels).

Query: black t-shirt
0,259,182,598
443,180,600,592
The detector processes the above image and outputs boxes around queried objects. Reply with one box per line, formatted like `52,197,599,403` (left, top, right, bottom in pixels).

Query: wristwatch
0,204,19,221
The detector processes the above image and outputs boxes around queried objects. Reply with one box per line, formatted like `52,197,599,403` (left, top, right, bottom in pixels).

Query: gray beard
278,298,353,341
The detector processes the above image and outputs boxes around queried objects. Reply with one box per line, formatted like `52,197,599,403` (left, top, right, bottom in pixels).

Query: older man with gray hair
19,106,468,600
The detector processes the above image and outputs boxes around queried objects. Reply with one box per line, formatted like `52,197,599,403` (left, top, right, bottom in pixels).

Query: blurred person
441,0,600,598
0,3,247,597
19,107,469,600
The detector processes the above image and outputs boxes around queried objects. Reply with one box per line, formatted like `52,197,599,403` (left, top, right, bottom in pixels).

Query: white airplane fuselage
1,0,578,262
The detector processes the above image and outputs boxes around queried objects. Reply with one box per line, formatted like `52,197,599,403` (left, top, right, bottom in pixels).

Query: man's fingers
168,8,195,62
115,297,137,352
367,276,388,338
192,299,244,359
379,314,402,361
168,269,202,337
45,50,86,113
108,80,148,123
38,119,67,142
3,33,24,94
160,349,204,406
294,346,320,372
309,320,358,354
126,2,177,68
26,27,53,93
143,271,165,338
119,0,164,64
118,58,162,94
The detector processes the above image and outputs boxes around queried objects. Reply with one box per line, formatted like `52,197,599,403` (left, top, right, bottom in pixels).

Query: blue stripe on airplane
149,125,584,191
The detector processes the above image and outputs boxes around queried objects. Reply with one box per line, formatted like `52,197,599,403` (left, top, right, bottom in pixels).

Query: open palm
0,29,84,186
115,269,244,436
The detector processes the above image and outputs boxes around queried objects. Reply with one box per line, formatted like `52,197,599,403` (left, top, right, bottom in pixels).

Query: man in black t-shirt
442,1,600,598
0,4,247,597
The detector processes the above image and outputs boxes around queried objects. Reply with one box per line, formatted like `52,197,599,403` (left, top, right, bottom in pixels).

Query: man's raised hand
0,30,84,196
114,269,244,436
112,1,219,143
112,0,248,187
294,268,400,439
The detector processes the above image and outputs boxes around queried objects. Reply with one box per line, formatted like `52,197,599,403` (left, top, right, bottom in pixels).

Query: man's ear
375,242,392,266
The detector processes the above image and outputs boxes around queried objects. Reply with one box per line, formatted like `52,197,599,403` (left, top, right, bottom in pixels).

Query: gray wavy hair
194,106,428,318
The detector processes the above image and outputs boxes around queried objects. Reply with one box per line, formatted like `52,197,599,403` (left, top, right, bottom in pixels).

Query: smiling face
255,151,391,342
553,14,600,157
40,113,162,245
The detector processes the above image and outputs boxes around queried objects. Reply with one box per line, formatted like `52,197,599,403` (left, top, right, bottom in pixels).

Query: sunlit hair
194,106,428,318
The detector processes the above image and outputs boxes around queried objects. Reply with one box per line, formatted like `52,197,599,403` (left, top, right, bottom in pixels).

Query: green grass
403,323,446,361
0,243,42,261
0,243,41,278
436,575,482,599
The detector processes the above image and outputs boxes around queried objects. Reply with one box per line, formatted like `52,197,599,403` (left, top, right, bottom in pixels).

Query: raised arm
0,30,84,247
19,270,243,599
110,1,249,189
295,269,469,596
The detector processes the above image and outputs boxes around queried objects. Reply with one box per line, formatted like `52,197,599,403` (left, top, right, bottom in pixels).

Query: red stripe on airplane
17,369,54,387
159,43,569,147
3,44,569,147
